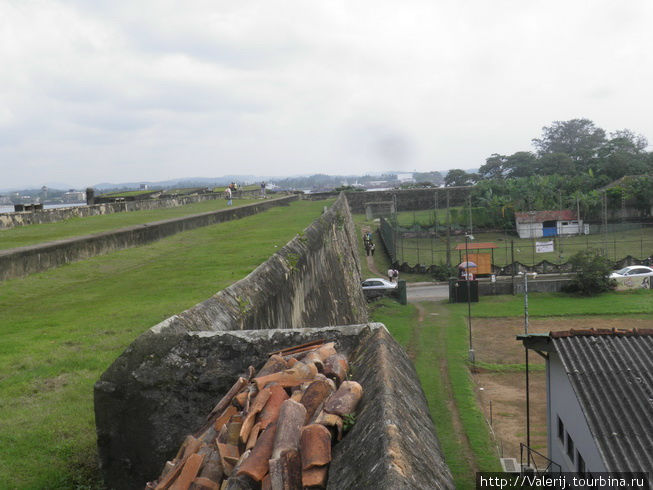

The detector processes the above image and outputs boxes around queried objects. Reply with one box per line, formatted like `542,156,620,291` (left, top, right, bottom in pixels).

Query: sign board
535,240,554,253
614,276,651,291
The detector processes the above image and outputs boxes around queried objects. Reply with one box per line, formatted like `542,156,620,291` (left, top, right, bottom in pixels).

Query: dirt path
415,303,479,474
366,254,383,277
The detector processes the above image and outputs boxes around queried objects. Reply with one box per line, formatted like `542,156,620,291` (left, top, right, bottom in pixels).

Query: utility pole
468,194,473,236
602,191,608,257
576,195,581,236
446,189,451,267
521,271,536,466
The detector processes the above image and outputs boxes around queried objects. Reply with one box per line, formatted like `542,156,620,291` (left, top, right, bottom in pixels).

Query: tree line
443,119,653,221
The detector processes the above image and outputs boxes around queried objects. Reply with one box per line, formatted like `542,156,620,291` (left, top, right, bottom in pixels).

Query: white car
609,266,653,279
361,278,397,299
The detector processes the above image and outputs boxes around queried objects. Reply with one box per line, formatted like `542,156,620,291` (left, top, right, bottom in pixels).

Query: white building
520,330,653,475
515,210,586,239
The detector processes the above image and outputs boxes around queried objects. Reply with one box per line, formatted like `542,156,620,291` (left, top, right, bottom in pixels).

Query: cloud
1,0,653,187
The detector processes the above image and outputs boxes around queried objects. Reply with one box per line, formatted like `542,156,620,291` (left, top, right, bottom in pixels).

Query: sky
1,0,653,189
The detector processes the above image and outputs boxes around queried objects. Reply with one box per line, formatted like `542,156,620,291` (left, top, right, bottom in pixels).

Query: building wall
517,222,543,239
547,353,607,473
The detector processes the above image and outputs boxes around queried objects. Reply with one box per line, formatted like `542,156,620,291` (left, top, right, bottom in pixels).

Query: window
566,433,575,462
557,416,564,443
577,451,585,475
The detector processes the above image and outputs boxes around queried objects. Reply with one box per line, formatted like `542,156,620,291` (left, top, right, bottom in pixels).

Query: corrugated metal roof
515,210,577,223
552,331,653,473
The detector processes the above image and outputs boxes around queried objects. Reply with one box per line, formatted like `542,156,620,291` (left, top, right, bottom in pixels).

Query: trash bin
397,280,407,305
456,280,479,303
449,278,458,303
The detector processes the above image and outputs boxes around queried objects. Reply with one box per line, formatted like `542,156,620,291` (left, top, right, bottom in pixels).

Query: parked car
609,265,653,279
361,277,397,300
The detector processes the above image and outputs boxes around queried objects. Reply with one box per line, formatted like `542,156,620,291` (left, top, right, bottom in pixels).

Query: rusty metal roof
550,330,653,472
514,210,577,223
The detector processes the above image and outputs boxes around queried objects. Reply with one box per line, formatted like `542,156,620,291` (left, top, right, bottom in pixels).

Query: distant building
515,210,586,239
395,173,414,183
62,190,86,203
520,329,653,475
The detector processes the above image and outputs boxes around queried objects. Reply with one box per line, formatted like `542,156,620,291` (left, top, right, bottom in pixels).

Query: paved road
406,282,449,302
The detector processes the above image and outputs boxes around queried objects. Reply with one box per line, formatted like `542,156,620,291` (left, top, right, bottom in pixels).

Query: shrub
431,263,458,281
568,249,615,296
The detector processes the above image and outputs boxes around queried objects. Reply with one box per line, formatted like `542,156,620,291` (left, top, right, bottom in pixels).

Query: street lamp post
465,234,474,362
520,271,537,466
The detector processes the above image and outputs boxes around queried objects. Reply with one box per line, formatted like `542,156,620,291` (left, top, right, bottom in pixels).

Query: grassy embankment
393,208,653,266
0,199,331,489
0,197,260,250
371,299,500,488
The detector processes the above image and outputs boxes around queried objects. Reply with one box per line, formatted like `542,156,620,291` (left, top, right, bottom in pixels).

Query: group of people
387,268,399,283
363,231,375,256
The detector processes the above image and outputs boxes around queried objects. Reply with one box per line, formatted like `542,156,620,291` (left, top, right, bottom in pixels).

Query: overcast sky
1,0,652,188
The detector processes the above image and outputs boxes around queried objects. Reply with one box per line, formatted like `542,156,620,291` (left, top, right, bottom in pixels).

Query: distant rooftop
514,210,577,223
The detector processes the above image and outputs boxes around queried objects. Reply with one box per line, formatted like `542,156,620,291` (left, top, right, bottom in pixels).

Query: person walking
225,186,232,206
260,181,266,197
370,242,375,256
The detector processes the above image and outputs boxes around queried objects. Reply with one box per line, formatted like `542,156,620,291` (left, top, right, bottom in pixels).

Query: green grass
449,289,653,318
0,197,259,250
371,299,500,489
0,199,331,489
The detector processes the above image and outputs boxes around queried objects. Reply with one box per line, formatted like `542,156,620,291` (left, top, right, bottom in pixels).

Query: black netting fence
378,217,653,275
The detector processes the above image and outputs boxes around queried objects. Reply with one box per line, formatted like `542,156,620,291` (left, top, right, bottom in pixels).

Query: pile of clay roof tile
146,339,363,490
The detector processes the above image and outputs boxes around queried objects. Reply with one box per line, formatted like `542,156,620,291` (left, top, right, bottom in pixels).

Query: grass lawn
371,299,500,488
451,288,653,318
0,198,259,250
0,199,331,489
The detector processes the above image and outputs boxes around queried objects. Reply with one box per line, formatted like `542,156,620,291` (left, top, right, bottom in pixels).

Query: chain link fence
379,217,653,274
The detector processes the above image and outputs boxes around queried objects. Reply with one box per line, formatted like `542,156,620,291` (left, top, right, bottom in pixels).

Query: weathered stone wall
342,187,473,213
95,325,453,490
0,196,297,281
0,191,282,230
94,193,370,487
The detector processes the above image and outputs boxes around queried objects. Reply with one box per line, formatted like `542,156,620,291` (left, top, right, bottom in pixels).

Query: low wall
0,196,297,281
95,325,453,489
94,193,371,487
0,191,283,230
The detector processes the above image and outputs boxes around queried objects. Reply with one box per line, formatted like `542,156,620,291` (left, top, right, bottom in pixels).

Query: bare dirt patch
470,315,648,466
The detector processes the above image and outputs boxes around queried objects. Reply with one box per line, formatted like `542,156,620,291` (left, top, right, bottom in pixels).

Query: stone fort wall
0,196,297,281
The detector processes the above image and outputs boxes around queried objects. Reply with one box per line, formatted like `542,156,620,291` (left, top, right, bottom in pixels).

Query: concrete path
406,282,449,302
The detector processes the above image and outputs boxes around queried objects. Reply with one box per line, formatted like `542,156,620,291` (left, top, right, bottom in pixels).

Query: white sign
535,240,554,253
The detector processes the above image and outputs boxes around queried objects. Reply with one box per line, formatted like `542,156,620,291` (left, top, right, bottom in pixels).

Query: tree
478,154,507,180
532,119,606,169
597,130,649,180
504,151,538,178
444,169,476,187
567,249,615,296
413,171,444,185
536,153,575,176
